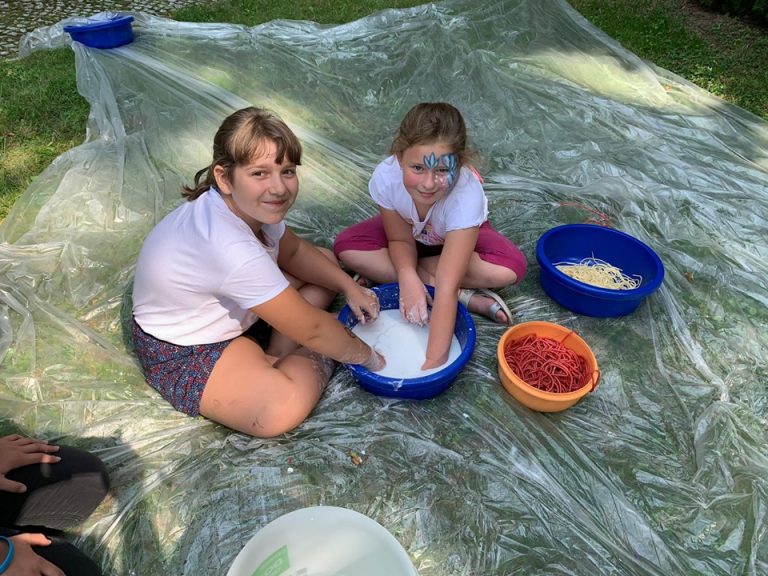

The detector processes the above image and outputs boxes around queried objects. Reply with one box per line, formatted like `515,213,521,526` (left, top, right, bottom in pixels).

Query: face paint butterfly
439,153,458,189
423,152,439,170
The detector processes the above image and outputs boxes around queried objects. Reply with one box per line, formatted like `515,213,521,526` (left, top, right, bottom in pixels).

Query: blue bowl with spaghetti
337,283,476,399
536,224,664,317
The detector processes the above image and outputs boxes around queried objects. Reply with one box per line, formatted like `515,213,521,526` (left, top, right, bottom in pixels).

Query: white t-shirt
132,188,289,345
369,155,488,246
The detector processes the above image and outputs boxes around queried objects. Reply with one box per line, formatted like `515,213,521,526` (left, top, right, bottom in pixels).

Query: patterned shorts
131,319,232,416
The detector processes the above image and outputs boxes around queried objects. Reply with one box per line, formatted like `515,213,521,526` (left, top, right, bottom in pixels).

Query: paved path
0,0,203,59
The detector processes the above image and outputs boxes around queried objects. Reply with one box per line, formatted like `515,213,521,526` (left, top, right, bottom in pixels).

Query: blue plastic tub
536,224,664,317
337,283,476,399
64,15,134,49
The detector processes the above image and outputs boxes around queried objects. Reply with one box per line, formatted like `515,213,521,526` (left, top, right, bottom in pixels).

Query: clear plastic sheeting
2,1,767,574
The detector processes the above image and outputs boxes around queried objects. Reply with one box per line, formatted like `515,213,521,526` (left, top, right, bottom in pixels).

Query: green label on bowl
252,545,290,576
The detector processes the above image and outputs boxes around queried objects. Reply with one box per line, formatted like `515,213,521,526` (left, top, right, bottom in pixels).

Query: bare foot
265,334,300,359
353,274,374,288
467,293,508,324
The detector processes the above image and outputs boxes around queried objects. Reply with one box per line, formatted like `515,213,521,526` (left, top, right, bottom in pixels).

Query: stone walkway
0,0,204,59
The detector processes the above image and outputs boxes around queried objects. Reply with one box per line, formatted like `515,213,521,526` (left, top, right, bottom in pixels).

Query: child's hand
3,532,65,576
0,435,61,493
421,352,449,371
345,286,380,325
362,348,386,372
399,276,431,326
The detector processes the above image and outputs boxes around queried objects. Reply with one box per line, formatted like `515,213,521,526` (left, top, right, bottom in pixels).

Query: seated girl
334,102,526,370
132,107,384,437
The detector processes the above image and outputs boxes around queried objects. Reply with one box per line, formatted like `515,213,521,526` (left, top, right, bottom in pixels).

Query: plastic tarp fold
2,0,767,574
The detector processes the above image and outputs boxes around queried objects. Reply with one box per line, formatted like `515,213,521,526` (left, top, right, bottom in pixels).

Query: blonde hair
183,107,302,200
389,102,471,166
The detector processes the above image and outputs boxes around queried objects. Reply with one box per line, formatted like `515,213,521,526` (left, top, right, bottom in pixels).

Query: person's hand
344,285,380,325
398,275,431,326
3,533,65,576
0,435,60,493
361,347,386,372
421,353,448,371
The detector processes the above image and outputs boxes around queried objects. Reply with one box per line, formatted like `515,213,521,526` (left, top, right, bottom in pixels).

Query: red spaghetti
558,201,613,227
503,334,592,394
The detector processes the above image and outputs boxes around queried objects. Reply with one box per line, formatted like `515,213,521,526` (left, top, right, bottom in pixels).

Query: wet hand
345,285,380,324
0,435,60,493
421,352,448,371
399,277,430,326
362,347,386,372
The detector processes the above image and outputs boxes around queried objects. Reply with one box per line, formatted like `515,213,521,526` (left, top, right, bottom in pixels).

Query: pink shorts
333,215,527,282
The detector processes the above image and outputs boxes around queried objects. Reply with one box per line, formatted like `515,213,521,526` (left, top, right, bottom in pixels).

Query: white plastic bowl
226,506,418,576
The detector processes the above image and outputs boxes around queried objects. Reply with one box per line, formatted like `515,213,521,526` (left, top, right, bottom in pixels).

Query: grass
0,49,89,218
173,0,428,25
1,0,767,222
568,0,768,117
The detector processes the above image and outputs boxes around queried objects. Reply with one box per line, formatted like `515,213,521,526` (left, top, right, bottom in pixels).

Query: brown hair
182,107,302,200
389,102,471,165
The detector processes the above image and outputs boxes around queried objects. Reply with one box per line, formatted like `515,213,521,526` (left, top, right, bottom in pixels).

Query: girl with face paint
334,102,527,370
132,107,384,437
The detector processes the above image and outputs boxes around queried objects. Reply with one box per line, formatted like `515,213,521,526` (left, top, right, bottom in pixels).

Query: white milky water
352,309,461,379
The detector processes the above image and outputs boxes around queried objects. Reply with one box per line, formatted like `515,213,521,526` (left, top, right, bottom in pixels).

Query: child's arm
422,226,479,369
277,228,379,324
380,208,429,325
253,286,384,370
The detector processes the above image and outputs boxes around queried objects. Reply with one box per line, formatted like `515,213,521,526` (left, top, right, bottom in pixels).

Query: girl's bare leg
336,248,397,285
417,253,518,323
200,336,335,437
342,248,518,321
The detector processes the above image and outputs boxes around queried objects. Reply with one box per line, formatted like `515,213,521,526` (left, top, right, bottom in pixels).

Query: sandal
458,288,514,325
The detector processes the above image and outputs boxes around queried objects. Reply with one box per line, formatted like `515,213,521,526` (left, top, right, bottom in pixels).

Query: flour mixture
352,309,461,378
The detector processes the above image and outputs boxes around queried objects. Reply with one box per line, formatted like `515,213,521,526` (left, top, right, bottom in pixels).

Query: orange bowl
496,321,599,412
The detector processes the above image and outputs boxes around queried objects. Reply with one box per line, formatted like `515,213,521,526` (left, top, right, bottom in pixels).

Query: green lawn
1,0,766,222
568,0,768,120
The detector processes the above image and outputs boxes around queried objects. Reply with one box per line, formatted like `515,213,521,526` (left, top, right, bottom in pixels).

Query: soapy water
352,309,461,378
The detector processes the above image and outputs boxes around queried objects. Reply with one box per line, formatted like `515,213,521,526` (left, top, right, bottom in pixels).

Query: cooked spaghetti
554,257,641,290
504,334,592,393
